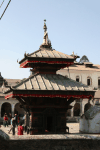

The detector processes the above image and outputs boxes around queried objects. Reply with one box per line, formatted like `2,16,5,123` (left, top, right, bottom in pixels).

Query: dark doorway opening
87,78,90,86
46,116,53,132
1,102,12,117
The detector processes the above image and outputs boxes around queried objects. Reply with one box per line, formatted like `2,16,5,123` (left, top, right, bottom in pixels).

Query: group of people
3,113,24,135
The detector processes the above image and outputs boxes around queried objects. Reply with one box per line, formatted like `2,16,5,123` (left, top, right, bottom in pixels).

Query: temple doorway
46,116,53,132
43,108,56,133
1,102,12,117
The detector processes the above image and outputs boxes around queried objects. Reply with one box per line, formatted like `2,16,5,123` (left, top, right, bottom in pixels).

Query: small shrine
80,99,100,133
4,20,96,135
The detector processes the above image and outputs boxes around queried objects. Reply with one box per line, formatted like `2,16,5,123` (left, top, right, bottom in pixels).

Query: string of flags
0,0,11,20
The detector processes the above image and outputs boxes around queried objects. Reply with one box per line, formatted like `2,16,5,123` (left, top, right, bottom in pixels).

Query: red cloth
4,116,8,121
45,130,49,132
18,117,20,123
17,125,24,135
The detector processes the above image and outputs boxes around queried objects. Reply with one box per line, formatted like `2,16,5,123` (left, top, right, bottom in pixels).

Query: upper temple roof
19,20,77,66
25,48,74,59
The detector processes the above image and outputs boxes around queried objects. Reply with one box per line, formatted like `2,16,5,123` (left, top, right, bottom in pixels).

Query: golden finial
44,19,46,23
43,19,47,32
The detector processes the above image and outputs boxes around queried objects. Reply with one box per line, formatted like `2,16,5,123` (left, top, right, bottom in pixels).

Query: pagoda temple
4,20,96,135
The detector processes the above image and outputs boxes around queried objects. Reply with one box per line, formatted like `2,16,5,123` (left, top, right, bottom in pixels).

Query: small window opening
76,76,79,82
98,78,100,88
87,78,90,86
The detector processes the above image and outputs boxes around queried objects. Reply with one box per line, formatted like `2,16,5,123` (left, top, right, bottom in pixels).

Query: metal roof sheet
12,74,93,91
28,48,73,59
63,64,100,72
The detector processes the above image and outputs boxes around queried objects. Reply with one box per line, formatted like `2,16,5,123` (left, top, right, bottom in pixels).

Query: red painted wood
20,60,74,68
5,93,94,99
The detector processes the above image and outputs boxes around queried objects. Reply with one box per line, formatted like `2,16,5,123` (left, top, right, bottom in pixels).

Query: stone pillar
70,101,75,117
80,99,85,116
71,107,74,117
11,103,15,117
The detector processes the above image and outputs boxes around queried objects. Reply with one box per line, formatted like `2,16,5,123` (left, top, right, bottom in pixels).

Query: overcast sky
0,0,100,79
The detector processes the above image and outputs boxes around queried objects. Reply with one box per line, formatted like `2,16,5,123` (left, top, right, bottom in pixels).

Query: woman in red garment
17,122,24,135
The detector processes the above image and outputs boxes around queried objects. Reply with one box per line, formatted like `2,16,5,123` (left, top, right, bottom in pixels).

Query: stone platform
0,123,100,150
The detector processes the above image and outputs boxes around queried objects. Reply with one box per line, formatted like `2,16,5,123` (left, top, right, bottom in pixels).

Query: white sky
0,0,100,79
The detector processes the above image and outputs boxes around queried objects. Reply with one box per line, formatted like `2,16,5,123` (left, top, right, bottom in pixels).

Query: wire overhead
0,0,5,8
0,0,11,20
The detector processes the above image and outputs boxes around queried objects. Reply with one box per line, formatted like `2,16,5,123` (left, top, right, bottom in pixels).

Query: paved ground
0,123,100,140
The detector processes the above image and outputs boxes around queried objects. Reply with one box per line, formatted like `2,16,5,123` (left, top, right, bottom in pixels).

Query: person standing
9,113,12,124
17,122,24,135
18,114,20,126
12,118,16,135
14,114,18,127
8,117,13,134
3,114,8,127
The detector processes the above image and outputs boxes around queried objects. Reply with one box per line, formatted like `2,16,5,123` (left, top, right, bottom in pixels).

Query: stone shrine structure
79,99,100,133
4,20,96,135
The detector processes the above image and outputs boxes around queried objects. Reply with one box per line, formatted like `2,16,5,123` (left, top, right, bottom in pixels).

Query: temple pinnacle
43,19,47,33
40,20,52,48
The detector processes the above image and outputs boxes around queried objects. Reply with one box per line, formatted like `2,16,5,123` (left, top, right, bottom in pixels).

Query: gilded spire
40,20,52,49
43,19,47,33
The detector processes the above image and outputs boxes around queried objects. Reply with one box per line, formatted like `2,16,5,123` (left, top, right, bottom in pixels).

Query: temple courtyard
1,123,100,140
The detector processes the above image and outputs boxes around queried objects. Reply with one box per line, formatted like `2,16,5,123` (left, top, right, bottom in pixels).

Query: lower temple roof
5,73,94,91
4,74,95,99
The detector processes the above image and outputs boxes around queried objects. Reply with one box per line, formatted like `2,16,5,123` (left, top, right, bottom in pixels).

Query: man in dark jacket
12,118,16,135
14,114,18,127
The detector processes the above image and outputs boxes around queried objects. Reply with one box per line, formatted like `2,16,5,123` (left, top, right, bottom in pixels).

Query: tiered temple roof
4,20,96,100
